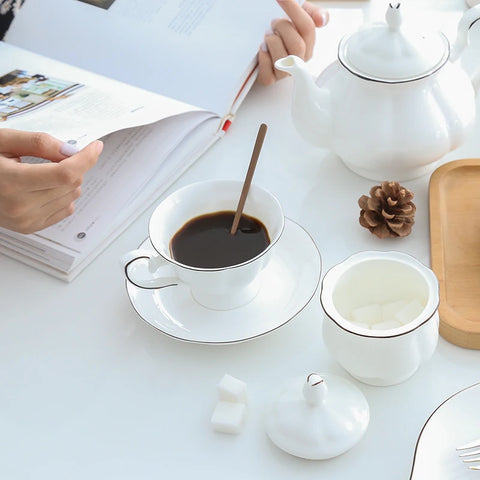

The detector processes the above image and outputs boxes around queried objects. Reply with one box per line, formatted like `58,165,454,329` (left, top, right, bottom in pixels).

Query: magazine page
6,0,283,116
0,42,201,149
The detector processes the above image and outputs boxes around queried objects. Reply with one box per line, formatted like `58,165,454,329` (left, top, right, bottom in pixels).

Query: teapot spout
275,55,331,147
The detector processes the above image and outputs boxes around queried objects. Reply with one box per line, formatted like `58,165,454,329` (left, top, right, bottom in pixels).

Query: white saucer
410,382,480,479
125,218,321,344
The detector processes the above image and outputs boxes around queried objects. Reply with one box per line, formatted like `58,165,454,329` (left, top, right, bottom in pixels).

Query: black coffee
170,210,270,268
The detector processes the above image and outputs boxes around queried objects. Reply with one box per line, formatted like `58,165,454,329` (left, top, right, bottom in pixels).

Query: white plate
410,382,480,479
125,218,321,344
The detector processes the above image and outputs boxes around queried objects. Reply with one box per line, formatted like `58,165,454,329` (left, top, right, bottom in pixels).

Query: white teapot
275,4,480,181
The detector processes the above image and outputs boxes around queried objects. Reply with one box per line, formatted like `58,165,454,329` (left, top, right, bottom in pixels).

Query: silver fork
457,439,480,470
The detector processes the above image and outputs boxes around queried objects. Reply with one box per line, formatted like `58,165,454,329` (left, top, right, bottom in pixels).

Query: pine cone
358,181,416,238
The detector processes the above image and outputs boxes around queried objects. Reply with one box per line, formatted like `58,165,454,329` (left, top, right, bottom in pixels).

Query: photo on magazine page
0,69,82,120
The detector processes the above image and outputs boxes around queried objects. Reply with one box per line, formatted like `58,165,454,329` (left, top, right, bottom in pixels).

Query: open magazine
0,0,284,281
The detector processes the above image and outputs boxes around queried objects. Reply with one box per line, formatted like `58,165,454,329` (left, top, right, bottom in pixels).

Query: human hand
257,0,329,85
0,129,103,234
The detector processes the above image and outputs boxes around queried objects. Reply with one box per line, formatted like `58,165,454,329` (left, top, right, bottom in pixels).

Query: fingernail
265,28,274,36
94,140,104,153
260,41,268,52
321,11,330,26
60,140,79,156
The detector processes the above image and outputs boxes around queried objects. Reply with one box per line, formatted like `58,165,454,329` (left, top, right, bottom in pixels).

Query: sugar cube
348,321,371,330
371,319,402,330
217,374,247,403
381,300,409,322
211,401,246,434
394,299,425,325
351,303,382,326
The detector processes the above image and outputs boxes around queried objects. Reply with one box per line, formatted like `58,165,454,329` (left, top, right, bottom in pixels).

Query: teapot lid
338,3,449,83
265,373,370,460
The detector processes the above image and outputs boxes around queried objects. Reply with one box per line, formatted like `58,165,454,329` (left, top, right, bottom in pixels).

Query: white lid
265,373,370,460
338,3,449,83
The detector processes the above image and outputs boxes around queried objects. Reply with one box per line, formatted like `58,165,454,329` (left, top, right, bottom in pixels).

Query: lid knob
302,373,327,406
386,3,402,31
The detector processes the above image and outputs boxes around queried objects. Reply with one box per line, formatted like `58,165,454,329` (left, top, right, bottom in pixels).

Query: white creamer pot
275,4,480,181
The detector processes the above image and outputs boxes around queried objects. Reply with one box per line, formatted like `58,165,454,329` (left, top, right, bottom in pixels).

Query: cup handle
121,248,180,290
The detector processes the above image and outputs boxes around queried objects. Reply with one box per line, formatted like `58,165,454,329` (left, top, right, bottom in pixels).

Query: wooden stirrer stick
230,123,268,235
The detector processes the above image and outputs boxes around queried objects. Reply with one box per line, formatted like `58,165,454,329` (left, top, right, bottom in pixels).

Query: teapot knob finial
386,3,402,31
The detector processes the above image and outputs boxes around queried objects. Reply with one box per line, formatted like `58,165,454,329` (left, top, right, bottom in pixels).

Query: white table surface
2,1,480,479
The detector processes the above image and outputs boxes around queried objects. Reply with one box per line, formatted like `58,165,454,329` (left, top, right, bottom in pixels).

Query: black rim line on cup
319,255,441,339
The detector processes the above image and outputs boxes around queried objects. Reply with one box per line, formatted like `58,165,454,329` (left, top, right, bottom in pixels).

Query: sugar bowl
320,251,439,386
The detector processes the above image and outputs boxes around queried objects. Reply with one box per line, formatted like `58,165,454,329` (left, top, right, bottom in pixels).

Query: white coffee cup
121,179,284,310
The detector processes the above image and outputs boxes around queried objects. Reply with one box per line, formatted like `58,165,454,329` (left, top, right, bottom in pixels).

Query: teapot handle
450,5,480,62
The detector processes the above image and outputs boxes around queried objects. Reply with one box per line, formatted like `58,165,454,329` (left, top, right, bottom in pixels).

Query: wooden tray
430,159,480,349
